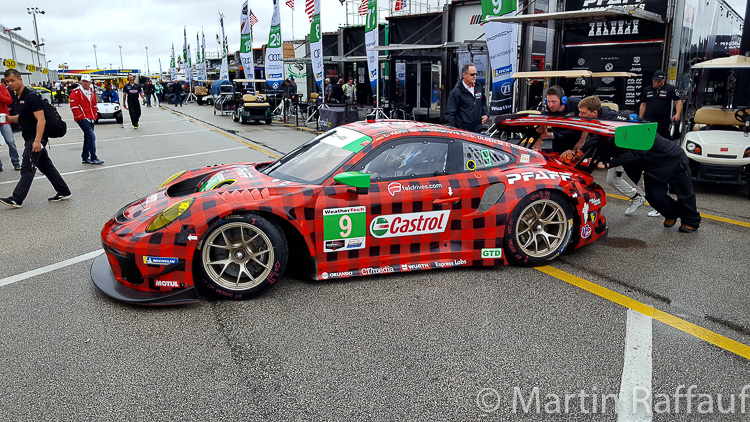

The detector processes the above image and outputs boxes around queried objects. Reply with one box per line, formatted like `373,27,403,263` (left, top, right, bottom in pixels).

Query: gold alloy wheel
201,221,275,291
515,199,569,258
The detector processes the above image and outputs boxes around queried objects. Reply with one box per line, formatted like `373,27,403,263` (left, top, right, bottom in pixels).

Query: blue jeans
77,119,98,161
0,124,21,168
175,92,182,106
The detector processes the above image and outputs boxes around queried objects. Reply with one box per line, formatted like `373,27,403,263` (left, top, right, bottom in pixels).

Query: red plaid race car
91,119,611,305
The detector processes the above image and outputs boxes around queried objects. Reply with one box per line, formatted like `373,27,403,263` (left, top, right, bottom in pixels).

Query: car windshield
262,127,373,184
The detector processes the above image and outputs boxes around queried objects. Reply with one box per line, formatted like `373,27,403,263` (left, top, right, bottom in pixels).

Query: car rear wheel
199,214,288,299
504,190,573,266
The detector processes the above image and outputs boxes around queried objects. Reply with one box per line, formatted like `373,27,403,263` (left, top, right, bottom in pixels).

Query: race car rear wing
493,114,657,151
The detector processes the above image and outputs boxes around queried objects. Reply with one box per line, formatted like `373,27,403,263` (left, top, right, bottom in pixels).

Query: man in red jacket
70,75,103,164
0,79,21,171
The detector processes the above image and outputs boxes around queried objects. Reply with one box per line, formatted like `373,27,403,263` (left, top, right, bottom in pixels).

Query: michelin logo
143,256,179,265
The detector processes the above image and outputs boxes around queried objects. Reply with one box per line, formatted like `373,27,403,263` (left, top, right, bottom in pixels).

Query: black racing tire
199,213,288,300
504,190,574,266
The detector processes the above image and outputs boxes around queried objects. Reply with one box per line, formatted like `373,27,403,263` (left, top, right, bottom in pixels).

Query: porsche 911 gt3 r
91,120,608,305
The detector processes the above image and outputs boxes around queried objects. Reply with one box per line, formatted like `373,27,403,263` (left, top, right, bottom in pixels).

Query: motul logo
370,210,450,238
470,14,484,25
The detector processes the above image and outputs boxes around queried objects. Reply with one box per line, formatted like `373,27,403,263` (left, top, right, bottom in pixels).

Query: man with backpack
0,69,71,209
70,75,104,165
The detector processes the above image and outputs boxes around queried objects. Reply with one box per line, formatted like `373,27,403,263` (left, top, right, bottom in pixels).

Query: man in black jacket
603,121,701,233
445,63,488,133
538,85,582,153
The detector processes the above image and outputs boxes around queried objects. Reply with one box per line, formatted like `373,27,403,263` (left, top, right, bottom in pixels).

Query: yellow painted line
160,105,281,159
536,265,750,360
607,193,750,228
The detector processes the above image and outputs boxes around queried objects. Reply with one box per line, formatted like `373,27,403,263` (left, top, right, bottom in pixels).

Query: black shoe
48,193,72,202
0,197,22,208
14,165,21,171
678,224,698,233
90,159,104,165
663,218,677,228
82,158,93,164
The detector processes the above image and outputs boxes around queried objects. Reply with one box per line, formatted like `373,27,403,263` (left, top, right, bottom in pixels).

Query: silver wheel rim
515,199,568,258
202,221,274,291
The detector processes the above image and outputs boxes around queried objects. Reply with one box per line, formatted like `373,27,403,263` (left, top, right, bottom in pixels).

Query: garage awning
485,6,664,25
512,70,592,78
367,42,463,52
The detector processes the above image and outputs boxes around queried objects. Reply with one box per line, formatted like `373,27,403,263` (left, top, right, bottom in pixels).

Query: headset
544,85,567,108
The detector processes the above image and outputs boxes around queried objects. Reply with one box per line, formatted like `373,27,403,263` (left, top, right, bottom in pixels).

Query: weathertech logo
370,210,450,238
470,14,484,25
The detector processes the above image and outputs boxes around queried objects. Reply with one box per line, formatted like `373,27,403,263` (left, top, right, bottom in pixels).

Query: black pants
11,139,70,203
643,159,701,227
655,120,672,139
127,100,141,127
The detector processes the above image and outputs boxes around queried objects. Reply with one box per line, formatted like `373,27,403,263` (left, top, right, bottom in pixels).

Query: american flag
249,9,259,26
395,0,404,11
286,0,295,10
305,0,315,22
358,0,368,16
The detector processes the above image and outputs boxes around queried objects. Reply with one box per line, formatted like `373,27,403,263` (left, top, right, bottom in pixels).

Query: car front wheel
504,190,573,266
199,214,288,299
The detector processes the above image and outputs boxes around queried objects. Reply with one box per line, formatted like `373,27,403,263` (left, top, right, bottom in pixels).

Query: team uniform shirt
11,87,45,142
542,97,581,152
123,83,143,104
641,84,680,122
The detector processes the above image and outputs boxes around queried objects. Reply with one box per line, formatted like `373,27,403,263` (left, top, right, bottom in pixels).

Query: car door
314,137,462,279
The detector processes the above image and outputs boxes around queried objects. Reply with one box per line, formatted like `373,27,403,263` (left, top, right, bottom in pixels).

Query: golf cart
231,79,272,124
212,79,237,115
93,76,123,124
194,80,214,105
681,55,750,192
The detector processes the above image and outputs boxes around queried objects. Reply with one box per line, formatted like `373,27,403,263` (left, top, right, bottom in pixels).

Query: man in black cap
639,70,682,139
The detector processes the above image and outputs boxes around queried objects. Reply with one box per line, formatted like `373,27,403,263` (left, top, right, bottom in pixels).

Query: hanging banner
265,0,284,89
482,0,517,114
240,1,254,80
220,12,229,80
187,43,193,80
196,32,201,79
201,31,208,80
364,0,378,95
183,27,192,80
170,43,176,82
309,0,323,91
159,58,163,79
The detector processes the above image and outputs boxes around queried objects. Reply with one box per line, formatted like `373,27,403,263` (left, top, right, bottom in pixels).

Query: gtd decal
481,248,503,259
370,210,450,238
506,171,572,185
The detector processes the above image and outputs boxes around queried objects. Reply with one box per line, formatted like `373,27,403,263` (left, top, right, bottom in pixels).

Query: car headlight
114,105,120,111
147,198,194,233
158,170,186,188
686,141,701,155
744,148,750,158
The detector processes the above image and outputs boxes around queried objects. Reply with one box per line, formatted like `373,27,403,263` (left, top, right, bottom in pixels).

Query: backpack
41,99,67,138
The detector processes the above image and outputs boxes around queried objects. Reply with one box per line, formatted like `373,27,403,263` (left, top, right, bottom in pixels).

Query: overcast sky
4,0,747,72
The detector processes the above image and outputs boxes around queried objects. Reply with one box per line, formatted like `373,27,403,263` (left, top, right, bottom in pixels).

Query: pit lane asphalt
0,103,748,420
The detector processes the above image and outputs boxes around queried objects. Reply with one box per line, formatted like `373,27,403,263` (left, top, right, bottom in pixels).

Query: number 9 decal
339,215,352,238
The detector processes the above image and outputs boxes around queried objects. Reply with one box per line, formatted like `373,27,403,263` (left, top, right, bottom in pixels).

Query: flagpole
291,6,295,39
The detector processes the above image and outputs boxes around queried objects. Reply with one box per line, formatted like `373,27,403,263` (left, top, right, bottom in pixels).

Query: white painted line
617,309,653,422
0,249,103,287
0,145,247,186
50,129,210,148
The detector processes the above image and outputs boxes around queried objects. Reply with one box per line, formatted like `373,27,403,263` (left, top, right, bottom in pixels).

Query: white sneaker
625,194,646,215
647,209,661,217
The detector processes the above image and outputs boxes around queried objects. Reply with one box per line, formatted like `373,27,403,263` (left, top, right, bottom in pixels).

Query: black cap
652,70,666,81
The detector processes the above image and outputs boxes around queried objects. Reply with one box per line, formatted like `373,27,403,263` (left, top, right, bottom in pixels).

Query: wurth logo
470,14,484,25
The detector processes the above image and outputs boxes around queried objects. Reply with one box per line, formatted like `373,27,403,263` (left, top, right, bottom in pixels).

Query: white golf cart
681,55,750,193
93,76,123,124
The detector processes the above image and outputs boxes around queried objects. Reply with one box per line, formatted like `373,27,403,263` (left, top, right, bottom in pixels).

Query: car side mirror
334,171,370,194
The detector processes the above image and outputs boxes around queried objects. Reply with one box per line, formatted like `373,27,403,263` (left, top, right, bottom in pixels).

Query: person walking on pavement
155,81,164,104
143,80,153,107
0,69,71,209
123,74,145,128
445,63,488,133
172,80,183,107
639,70,683,139
70,75,104,165
0,78,22,171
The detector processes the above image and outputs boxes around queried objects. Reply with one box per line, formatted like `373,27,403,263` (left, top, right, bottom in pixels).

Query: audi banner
310,0,323,92
265,0,284,89
241,1,254,80
482,0,517,114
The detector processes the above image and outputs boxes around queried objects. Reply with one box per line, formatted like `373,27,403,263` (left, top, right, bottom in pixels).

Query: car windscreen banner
265,0,284,90
310,0,324,92
482,0,517,114
240,1,254,80
170,43,176,82
365,0,378,96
